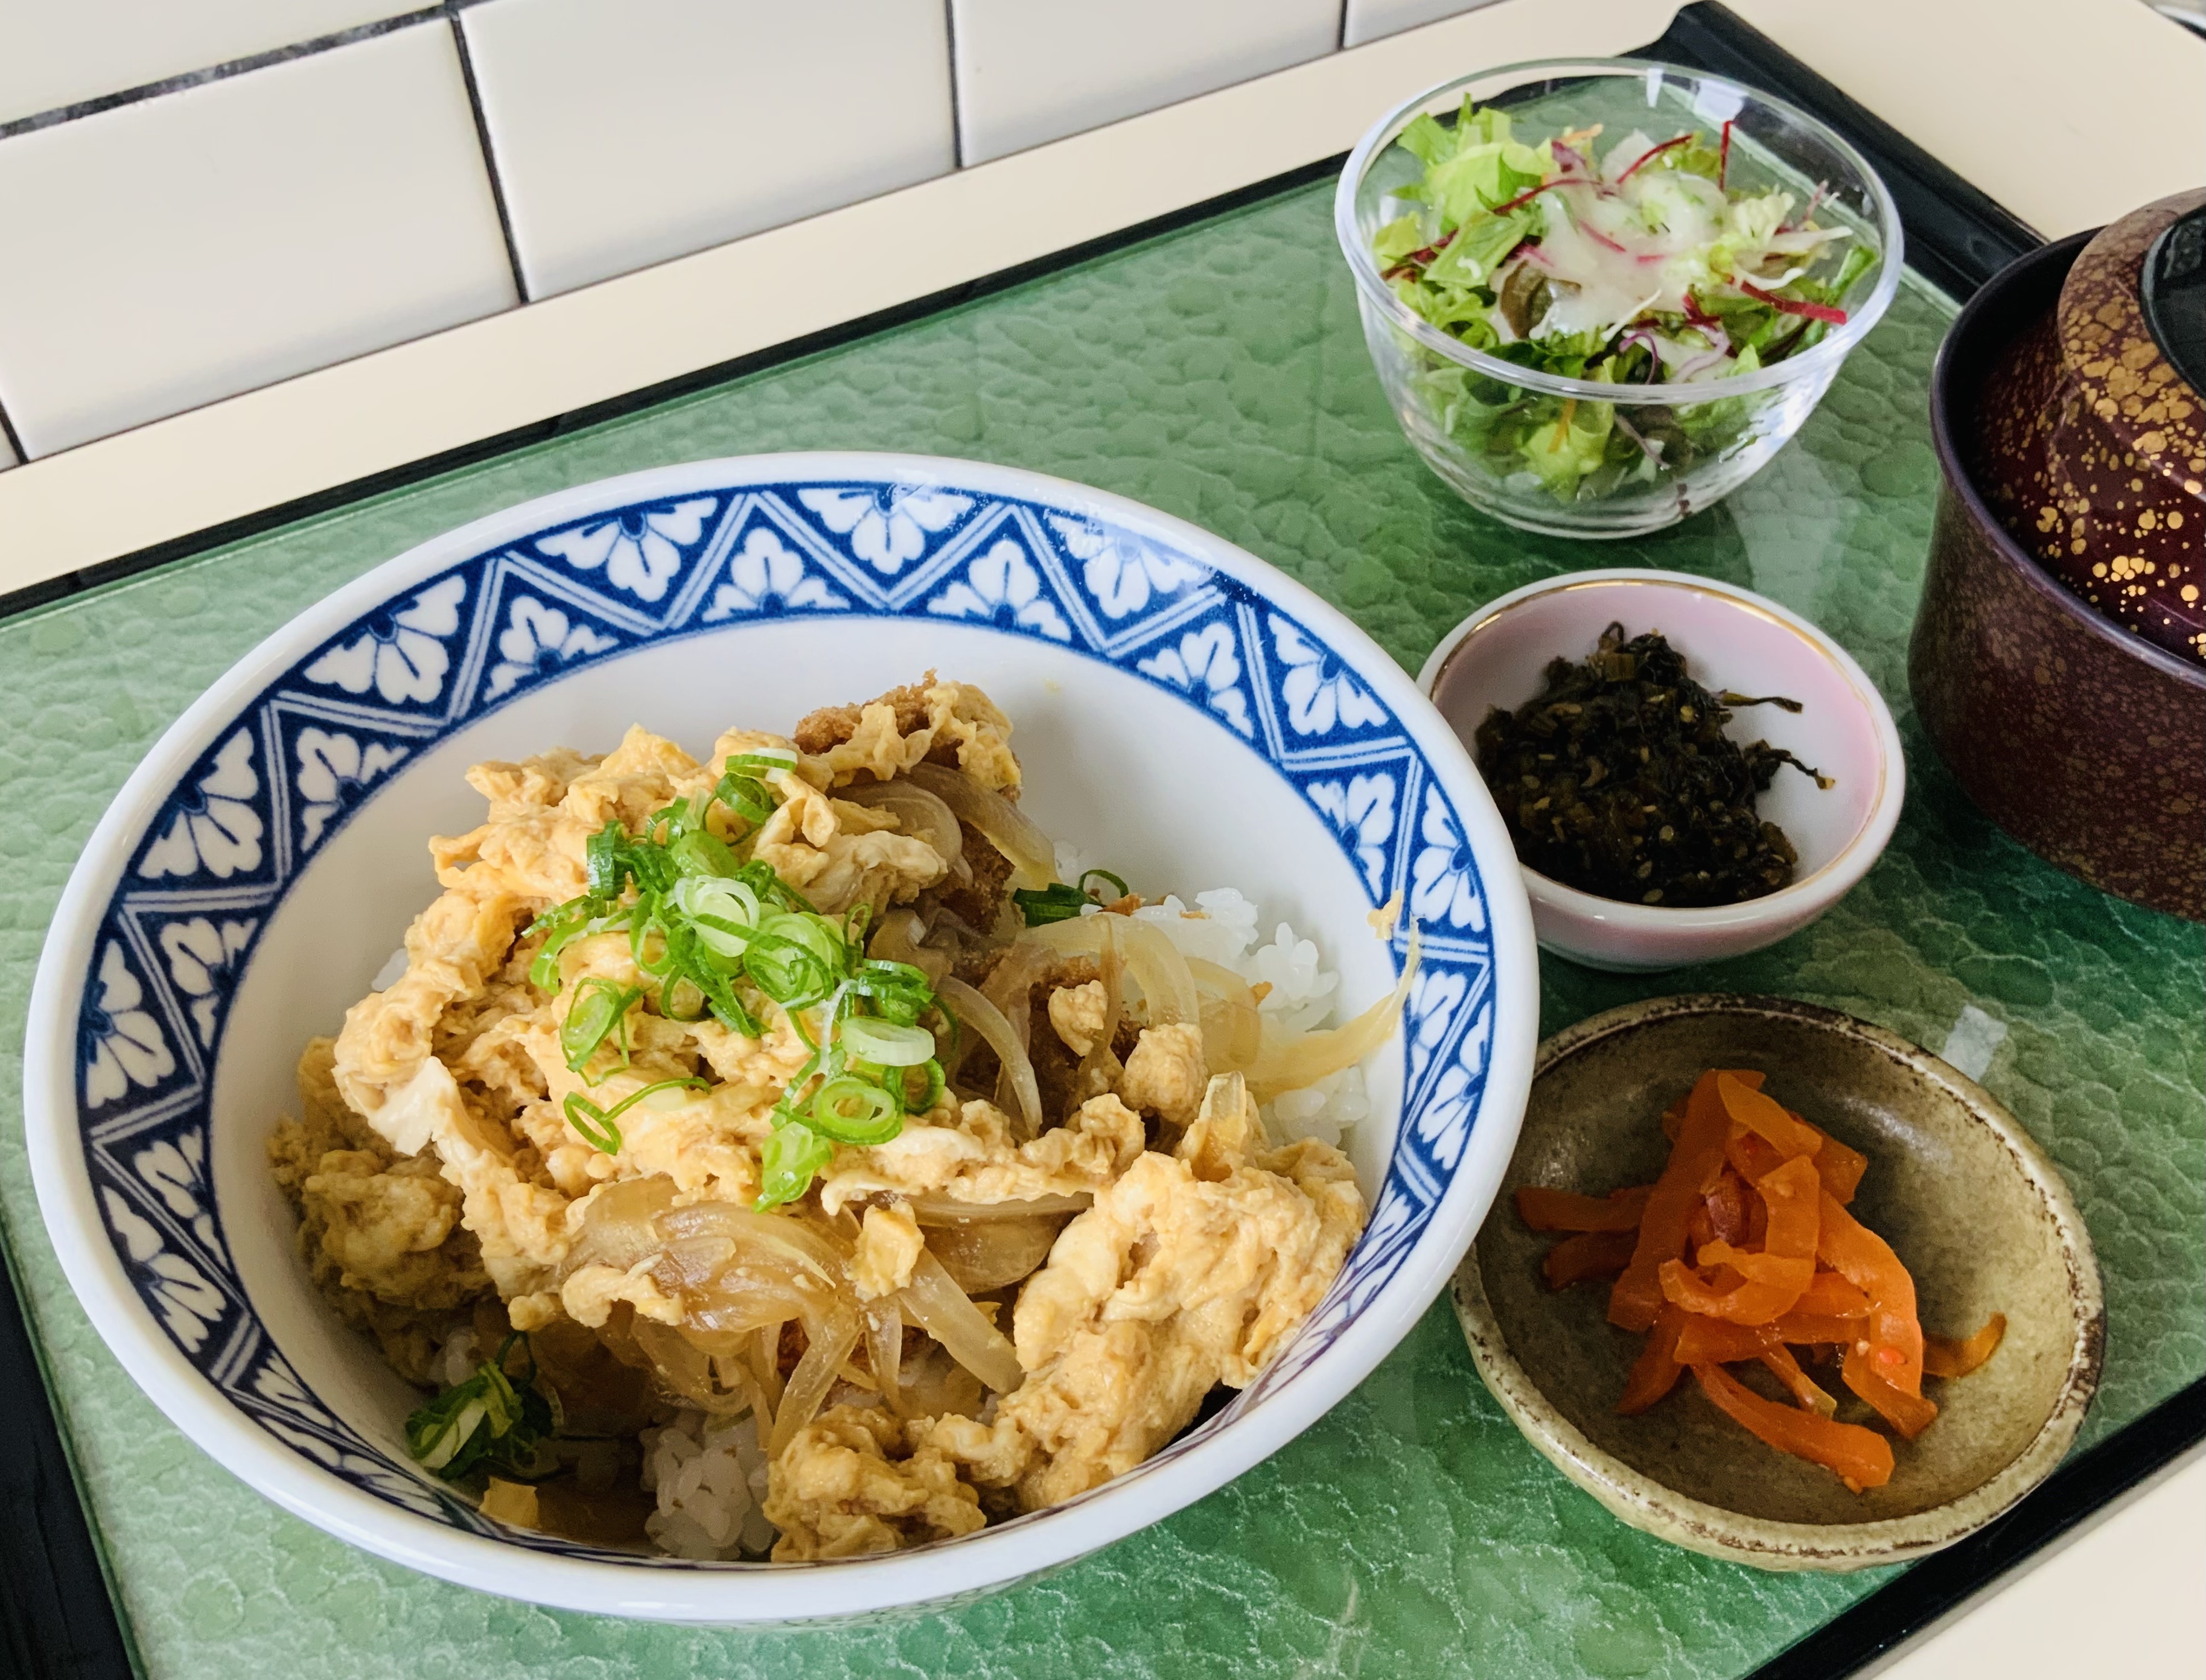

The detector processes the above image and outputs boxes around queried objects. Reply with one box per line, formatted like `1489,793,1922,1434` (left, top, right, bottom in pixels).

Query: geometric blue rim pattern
72,477,1499,1559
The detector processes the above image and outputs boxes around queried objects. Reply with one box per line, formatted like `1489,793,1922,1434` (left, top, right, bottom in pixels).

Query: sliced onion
925,1216,1063,1293
938,976,1043,1141
686,1274,834,1340
1245,935,1419,1102
897,1340,986,1422
633,1317,747,1413
1073,915,1126,1103
1022,915,1198,1026
907,763,1054,891
918,905,1004,976
1187,956,1262,1073
651,1235,736,1290
870,908,948,986
908,1192,1092,1223
895,1249,1025,1394
840,781,968,880
718,1352,777,1434
864,1299,906,1416
748,1322,785,1420
770,1306,861,1457
978,941,1054,1052
656,1201,846,1285
559,1177,678,1278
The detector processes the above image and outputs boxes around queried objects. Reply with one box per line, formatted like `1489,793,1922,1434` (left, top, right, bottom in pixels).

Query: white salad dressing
1459,127,1849,353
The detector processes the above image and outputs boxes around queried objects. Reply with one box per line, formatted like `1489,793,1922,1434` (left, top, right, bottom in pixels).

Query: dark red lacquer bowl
1915,228,2206,922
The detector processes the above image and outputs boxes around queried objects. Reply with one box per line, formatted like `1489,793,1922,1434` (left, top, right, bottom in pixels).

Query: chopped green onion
757,1120,834,1211
562,1093,622,1154
1013,882,1093,925
584,821,628,899
660,975,708,1022
403,1332,558,1484
715,774,776,827
722,749,798,777
517,784,959,1204
561,1077,710,1155
730,858,811,914
910,1057,946,1115
526,899,613,991
670,829,741,880
559,977,643,1080
859,957,931,989
809,1075,902,1144
840,1016,936,1067
673,876,761,959
1079,868,1130,900
849,958,932,1025
745,912,845,1007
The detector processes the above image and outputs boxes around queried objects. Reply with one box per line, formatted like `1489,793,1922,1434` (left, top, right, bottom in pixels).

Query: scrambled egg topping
764,1406,986,1560
924,1073,1361,1514
267,676,1367,1561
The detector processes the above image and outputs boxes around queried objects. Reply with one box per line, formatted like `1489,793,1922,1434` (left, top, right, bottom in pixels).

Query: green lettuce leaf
1423,205,1534,287
1397,111,1456,168
1372,213,1430,265
1516,361,1618,495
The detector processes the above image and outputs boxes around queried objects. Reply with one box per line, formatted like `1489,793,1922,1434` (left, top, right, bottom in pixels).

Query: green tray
2,174,2199,1680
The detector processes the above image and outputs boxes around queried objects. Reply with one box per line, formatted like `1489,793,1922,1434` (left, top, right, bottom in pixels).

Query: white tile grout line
0,7,450,142
444,8,531,305
943,0,968,171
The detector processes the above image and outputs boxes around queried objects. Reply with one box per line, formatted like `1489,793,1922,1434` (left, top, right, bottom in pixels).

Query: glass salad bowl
1335,59,1903,539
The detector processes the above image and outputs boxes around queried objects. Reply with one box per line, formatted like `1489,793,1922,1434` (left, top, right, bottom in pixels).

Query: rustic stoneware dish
1420,571,1904,972
26,454,1540,1622
1452,993,2103,1571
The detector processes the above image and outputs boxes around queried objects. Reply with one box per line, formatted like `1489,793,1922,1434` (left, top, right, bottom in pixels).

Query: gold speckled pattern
1922,229,2206,923
1971,190,2206,664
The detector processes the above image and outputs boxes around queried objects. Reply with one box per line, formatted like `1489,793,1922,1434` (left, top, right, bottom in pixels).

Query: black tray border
2,7,2198,1675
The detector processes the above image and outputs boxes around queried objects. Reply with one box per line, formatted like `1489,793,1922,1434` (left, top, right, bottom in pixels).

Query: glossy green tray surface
2,181,2199,1680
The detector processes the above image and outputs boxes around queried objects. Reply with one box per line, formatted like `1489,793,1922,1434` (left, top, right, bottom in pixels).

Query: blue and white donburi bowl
27,455,1537,1623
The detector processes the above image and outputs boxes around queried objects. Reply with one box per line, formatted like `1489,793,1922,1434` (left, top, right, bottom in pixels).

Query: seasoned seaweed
1475,623,1828,907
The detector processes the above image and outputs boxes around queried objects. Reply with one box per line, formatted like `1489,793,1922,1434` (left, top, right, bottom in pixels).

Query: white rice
1051,847,1371,1148
639,1409,775,1560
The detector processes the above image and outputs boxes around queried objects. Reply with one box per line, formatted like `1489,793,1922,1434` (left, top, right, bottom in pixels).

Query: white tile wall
951,0,1343,166
0,0,1527,467
0,21,517,457
1342,0,1505,48
0,0,422,126
460,0,958,300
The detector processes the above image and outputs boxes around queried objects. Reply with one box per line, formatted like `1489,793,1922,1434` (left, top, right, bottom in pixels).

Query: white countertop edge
1870,1441,2206,1680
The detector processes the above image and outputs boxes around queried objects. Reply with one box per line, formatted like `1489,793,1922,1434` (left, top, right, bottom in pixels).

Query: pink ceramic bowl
1419,571,1904,972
